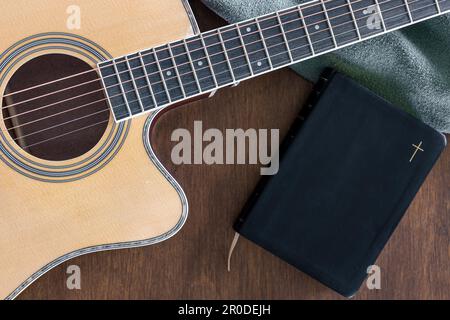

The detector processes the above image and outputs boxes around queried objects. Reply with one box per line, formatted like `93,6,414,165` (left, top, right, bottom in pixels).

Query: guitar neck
99,0,450,122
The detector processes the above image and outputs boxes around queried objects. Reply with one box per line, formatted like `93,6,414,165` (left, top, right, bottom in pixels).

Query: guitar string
1,0,429,123
22,119,111,149
0,0,380,109
13,109,110,142
1,0,376,119
0,0,371,99
2,1,441,140
1,0,426,99
75,0,449,80
2,0,430,132
10,2,439,150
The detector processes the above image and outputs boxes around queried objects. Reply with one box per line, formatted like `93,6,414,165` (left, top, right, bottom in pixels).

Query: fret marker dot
257,61,262,67
166,71,172,76
198,61,204,67
246,27,252,33
315,25,320,30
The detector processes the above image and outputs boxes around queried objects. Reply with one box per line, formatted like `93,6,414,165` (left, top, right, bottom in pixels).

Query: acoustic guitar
0,0,448,299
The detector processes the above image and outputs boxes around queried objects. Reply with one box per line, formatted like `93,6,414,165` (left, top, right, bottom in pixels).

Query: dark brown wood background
19,1,449,300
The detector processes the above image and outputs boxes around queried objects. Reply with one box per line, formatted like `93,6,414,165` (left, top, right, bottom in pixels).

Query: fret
202,30,235,86
325,0,361,46
183,39,203,93
438,0,450,11
132,52,157,110
112,59,133,117
154,45,184,102
349,0,385,39
297,6,315,55
238,20,272,75
276,12,294,63
98,61,130,121
407,0,439,21
185,35,217,91
115,57,144,116
256,21,274,69
374,0,388,31
220,25,252,80
152,49,173,104
321,1,338,48
301,3,336,54
217,30,238,84
140,49,170,106
200,34,219,87
434,0,442,14
278,7,313,61
235,25,255,76
170,40,201,97
258,13,292,67
379,0,412,30
347,0,362,40
436,0,442,12
168,44,186,98
124,56,145,113
404,0,414,22
135,52,158,110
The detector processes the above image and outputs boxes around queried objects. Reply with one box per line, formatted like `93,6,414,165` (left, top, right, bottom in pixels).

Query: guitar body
0,0,197,299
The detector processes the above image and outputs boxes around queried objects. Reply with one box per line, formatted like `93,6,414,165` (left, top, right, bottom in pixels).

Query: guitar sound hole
2,54,110,161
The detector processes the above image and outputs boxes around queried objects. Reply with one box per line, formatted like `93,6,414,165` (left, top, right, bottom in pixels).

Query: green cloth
201,0,450,133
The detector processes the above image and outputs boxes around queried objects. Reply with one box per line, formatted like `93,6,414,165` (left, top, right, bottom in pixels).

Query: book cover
234,70,447,297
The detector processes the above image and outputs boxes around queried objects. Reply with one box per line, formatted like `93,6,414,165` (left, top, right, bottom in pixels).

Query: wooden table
20,1,450,300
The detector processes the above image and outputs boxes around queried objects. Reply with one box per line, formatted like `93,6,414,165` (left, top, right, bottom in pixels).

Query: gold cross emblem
410,141,424,163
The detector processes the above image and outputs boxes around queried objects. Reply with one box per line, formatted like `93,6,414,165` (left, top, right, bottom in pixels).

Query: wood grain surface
19,1,449,300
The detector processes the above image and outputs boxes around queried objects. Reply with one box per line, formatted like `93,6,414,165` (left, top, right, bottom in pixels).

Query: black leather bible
234,70,447,297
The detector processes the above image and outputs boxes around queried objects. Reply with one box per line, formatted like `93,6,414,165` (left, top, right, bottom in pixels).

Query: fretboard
99,0,450,122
